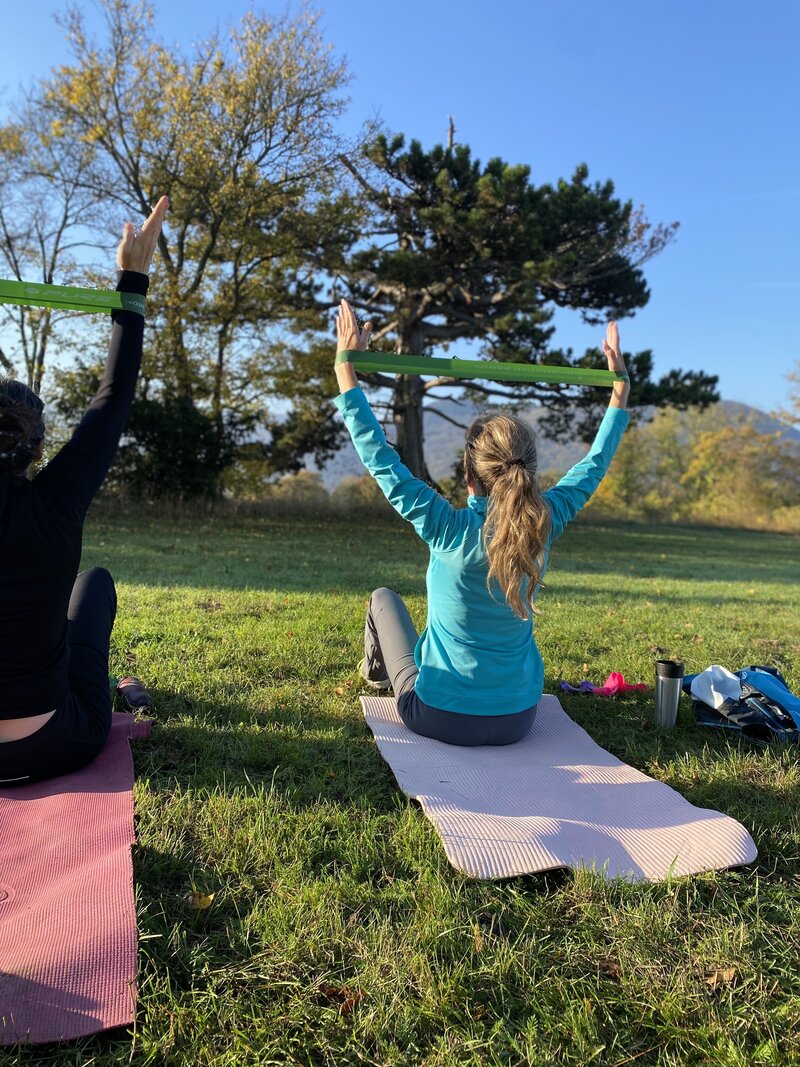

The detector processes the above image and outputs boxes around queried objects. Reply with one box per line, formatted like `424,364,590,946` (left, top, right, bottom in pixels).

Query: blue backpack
682,665,800,743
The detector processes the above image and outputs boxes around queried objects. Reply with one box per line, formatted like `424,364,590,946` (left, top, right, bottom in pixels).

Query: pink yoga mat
0,713,151,1046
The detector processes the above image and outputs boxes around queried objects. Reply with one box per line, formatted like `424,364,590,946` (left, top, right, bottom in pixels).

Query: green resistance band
0,279,145,316
336,350,626,386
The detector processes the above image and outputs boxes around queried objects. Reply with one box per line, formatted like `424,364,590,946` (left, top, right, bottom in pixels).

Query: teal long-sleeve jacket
334,387,630,715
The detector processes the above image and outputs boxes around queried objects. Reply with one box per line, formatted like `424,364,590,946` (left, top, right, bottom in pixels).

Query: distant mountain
422,398,587,481
306,399,799,489
712,401,800,445
305,397,585,489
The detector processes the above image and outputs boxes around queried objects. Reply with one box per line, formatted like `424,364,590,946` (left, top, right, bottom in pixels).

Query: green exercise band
336,349,625,387
0,279,145,316
0,282,623,385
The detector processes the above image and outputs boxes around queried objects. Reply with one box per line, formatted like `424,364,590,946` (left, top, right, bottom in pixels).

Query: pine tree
308,133,718,479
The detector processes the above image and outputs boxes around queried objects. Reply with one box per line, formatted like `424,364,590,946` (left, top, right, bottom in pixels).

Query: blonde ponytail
464,413,550,619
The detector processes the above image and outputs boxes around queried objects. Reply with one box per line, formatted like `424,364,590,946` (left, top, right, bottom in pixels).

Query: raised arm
545,321,631,540
333,300,462,548
37,197,168,519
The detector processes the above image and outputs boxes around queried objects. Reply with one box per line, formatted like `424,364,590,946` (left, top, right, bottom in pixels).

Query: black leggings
0,567,117,785
364,587,537,747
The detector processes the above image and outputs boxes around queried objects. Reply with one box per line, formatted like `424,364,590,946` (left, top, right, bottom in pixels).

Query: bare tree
0,120,98,392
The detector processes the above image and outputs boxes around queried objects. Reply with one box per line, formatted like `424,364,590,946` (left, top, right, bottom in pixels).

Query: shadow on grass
551,521,800,586
559,694,800,876
0,1025,134,1064
83,513,430,595
544,580,799,608
133,692,400,815
81,515,800,602
130,687,799,890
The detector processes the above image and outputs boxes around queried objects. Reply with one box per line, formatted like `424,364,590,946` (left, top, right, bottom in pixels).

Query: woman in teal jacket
334,299,630,747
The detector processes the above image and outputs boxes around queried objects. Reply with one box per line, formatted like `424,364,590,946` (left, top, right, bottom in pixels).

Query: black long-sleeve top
0,270,149,718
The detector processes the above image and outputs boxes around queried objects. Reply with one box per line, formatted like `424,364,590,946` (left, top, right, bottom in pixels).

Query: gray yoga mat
361,694,757,882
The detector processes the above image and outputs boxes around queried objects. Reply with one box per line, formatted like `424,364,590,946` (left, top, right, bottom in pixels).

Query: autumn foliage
589,406,800,531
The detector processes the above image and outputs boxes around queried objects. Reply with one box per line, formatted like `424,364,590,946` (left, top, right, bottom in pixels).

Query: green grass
3,514,800,1066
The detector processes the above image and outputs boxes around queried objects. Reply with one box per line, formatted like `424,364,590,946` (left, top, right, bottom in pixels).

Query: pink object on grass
0,713,152,1046
590,671,649,696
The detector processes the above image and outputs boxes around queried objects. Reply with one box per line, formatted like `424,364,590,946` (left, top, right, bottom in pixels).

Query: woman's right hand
602,321,630,410
116,195,169,275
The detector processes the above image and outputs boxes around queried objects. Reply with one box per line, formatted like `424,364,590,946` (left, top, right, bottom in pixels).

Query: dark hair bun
0,378,45,477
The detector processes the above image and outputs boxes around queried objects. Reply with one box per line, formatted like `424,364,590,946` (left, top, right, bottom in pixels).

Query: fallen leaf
187,891,215,910
597,958,621,980
691,633,704,644
319,985,365,1015
582,663,590,674
334,686,344,695
340,989,364,1014
704,966,737,989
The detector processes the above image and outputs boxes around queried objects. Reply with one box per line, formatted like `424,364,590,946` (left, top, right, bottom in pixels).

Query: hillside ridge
306,399,800,489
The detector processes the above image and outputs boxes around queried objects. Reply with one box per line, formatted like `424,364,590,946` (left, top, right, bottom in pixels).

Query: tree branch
427,406,469,431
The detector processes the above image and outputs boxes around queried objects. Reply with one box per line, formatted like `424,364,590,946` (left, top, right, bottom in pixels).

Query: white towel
690,664,742,709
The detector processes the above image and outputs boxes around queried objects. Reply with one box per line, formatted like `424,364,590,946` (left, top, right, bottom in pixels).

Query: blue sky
2,0,798,413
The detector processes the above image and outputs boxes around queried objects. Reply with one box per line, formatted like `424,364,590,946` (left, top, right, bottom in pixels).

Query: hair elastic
0,440,26,461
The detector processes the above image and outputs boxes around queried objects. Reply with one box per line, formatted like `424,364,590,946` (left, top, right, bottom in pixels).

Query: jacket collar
468,494,487,515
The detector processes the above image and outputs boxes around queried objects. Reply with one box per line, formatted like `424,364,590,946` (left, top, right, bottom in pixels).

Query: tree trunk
163,294,194,401
393,373,429,479
212,326,227,433
392,327,433,481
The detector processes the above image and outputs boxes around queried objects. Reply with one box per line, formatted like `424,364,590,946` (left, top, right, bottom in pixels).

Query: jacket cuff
116,270,150,296
601,406,631,429
333,386,365,414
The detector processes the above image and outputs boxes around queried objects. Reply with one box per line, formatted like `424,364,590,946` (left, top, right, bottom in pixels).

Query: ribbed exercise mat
361,695,757,882
0,714,152,1045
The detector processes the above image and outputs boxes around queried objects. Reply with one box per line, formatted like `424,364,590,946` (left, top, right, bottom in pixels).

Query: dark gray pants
0,567,117,785
364,587,537,747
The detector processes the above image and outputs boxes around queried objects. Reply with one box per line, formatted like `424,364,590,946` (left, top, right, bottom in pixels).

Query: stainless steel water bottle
654,659,685,727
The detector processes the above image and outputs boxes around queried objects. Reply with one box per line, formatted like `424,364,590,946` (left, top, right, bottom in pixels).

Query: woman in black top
0,196,168,784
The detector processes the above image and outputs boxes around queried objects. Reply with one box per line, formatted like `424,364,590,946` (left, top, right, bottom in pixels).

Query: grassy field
3,512,800,1067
